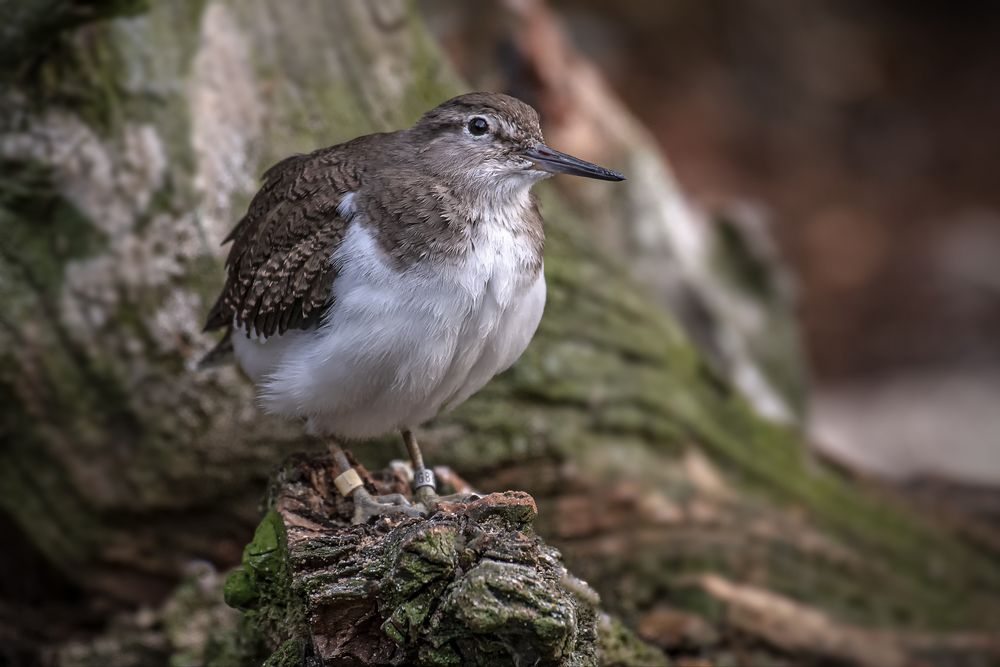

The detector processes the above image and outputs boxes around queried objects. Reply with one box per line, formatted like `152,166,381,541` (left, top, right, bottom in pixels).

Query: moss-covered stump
223,453,660,667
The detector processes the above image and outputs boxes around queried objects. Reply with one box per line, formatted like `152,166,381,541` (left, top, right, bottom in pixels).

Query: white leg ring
334,468,363,497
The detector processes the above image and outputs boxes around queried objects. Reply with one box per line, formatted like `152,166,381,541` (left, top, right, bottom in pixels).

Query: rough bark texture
2,1,1000,665
216,454,659,667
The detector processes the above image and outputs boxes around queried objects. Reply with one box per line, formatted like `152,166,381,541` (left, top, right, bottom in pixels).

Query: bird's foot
333,465,425,524
423,490,485,511
350,487,425,525
413,479,482,512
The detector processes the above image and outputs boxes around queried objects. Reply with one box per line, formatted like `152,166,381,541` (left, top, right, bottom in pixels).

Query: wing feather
203,138,373,340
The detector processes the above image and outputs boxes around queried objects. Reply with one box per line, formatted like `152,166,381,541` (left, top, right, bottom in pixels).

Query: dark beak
525,145,625,181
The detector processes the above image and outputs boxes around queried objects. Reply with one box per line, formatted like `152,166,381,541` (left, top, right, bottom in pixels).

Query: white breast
232,212,545,440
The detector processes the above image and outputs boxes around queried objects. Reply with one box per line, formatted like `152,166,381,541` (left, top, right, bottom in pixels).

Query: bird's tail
196,329,234,370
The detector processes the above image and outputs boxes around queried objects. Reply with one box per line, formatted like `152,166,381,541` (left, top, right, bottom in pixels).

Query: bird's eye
467,117,490,136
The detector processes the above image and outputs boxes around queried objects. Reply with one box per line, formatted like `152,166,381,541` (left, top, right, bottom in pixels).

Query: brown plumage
200,91,624,520
205,94,545,344
204,135,378,340
202,91,621,365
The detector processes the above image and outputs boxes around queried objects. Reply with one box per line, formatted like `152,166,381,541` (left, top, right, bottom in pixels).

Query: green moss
426,558,586,666
223,567,258,610
223,508,306,661
244,509,285,577
378,525,460,645
261,638,307,667
228,477,607,665
233,509,286,589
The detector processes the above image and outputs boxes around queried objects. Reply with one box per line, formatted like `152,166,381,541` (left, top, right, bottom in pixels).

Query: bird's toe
351,488,425,524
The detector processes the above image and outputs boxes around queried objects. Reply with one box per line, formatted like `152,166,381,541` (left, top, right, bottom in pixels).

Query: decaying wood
221,452,661,666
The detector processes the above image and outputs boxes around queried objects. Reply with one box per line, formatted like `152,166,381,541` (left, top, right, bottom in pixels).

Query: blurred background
426,0,1000,499
2,0,999,665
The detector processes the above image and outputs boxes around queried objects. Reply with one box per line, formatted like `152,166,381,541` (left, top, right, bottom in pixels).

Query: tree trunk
215,453,663,667
1,1,998,665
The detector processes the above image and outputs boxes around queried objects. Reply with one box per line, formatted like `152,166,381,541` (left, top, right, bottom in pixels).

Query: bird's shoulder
203,132,391,339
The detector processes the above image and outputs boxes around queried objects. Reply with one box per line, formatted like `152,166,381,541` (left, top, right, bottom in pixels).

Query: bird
202,92,624,523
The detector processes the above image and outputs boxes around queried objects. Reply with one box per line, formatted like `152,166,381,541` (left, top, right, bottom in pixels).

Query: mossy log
219,453,663,667
1,0,1000,665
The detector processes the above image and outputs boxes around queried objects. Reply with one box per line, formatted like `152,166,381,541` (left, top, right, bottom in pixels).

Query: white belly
232,222,546,439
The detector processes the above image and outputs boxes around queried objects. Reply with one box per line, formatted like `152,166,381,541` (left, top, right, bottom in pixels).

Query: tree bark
216,453,663,667
1,1,999,665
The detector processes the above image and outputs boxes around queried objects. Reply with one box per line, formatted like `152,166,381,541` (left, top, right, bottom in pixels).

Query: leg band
334,468,363,497
413,468,436,491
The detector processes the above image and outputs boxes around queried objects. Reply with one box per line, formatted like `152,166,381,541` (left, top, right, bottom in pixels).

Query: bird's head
410,92,624,199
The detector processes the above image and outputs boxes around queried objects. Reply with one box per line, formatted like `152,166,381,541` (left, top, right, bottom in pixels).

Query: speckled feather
204,135,382,339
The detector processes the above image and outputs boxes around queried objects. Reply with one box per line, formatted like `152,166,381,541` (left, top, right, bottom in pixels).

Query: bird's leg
402,429,438,508
327,440,423,524
401,430,481,510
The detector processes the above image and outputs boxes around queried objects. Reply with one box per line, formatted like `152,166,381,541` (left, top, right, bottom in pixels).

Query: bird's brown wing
203,141,369,341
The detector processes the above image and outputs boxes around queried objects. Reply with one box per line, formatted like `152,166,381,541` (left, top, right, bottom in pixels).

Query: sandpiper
203,92,624,522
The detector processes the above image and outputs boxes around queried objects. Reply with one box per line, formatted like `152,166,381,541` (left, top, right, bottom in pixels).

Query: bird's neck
450,177,536,230
393,132,541,229
362,170,542,270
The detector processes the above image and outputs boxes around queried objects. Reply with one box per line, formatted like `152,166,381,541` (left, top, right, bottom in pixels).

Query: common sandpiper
203,92,625,522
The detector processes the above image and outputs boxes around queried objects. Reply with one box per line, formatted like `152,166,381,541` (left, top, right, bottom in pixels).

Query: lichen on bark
219,454,646,667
